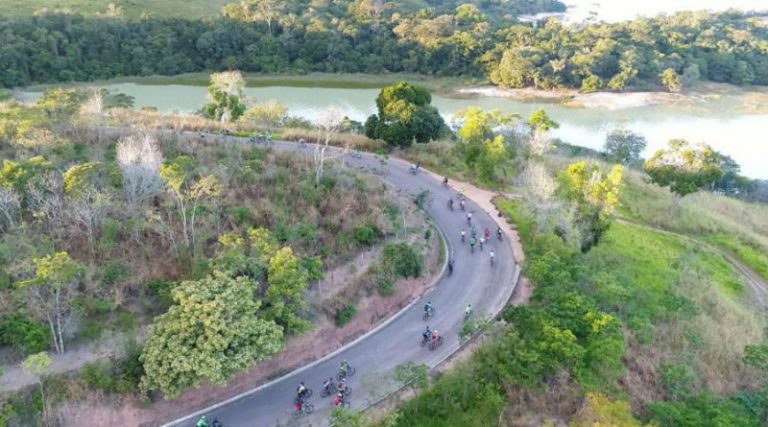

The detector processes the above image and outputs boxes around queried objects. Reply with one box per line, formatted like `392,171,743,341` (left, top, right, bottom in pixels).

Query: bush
378,278,395,296
100,260,129,286
228,206,253,226
0,314,51,354
335,304,357,326
352,224,381,247
146,279,176,310
81,343,143,394
383,243,422,278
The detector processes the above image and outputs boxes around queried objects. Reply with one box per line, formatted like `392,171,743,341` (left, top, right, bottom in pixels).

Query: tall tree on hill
643,140,723,197
202,71,247,122
603,129,647,165
364,82,446,148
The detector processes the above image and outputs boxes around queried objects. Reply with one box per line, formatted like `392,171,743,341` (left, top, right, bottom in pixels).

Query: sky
563,0,768,23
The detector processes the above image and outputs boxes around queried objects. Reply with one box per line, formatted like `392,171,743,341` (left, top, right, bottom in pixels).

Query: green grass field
0,0,230,19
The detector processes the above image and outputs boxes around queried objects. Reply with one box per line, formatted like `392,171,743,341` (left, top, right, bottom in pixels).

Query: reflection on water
20,82,768,179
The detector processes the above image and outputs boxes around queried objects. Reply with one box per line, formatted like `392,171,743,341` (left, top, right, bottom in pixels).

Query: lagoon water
20,82,768,179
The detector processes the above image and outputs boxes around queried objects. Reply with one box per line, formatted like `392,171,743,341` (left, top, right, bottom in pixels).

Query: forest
0,1,767,91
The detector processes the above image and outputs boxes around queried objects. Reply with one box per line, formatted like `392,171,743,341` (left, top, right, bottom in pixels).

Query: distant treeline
1,3,767,91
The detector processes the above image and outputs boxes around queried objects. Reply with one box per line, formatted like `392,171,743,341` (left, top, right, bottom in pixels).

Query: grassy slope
496,198,766,410
0,0,230,19
545,155,768,283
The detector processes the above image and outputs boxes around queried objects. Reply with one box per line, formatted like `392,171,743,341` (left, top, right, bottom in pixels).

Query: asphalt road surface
165,138,519,427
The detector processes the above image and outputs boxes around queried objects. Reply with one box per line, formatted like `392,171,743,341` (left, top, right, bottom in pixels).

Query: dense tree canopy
364,82,445,147
643,139,724,197
140,272,283,398
0,8,767,91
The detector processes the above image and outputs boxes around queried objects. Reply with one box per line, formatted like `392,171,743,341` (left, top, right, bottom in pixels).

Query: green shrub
352,224,381,247
383,243,423,278
378,278,395,296
335,304,357,326
659,363,694,400
81,343,143,394
99,219,122,252
0,314,51,354
146,279,176,310
228,206,253,226
101,260,129,286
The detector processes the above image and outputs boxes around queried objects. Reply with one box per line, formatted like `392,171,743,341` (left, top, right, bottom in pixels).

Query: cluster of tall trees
1,3,767,91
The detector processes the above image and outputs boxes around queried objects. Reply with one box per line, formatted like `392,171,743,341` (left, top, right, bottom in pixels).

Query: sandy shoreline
454,86,681,110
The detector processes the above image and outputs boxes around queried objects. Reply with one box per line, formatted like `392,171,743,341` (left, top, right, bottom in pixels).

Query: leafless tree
0,187,20,229
67,188,111,257
26,173,67,239
116,134,164,239
528,129,554,157
313,107,345,186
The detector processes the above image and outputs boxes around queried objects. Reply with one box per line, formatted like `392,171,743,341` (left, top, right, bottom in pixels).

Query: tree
393,361,429,393
18,253,85,354
160,157,221,250
643,140,723,197
22,352,51,418
240,100,287,128
222,0,283,36
558,161,624,251
116,134,164,237
452,107,514,179
313,107,345,186
266,247,310,334
364,82,445,148
202,71,247,122
140,272,283,398
603,129,647,165
571,393,643,427
528,109,559,134
0,187,19,229
661,68,682,92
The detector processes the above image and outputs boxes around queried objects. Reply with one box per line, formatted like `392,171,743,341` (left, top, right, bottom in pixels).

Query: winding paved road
165,139,520,427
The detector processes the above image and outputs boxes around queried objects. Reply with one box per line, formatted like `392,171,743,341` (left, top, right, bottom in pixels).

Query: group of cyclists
292,360,354,417
196,167,504,426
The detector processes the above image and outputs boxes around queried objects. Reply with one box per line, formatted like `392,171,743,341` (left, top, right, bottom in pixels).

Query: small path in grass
0,332,130,392
617,218,768,313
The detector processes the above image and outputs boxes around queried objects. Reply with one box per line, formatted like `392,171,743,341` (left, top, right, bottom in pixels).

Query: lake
19,82,768,179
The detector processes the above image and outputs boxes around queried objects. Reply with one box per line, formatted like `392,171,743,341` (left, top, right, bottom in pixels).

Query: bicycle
422,306,436,321
428,335,444,351
336,365,356,381
292,402,314,418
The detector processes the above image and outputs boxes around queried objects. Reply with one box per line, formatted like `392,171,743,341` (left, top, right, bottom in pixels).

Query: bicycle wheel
303,403,315,414
320,387,331,398
303,388,313,398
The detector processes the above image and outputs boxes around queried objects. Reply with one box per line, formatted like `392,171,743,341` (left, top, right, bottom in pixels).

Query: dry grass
279,128,386,152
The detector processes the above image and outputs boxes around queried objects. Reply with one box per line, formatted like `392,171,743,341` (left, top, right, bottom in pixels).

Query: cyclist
466,212,472,225
448,258,454,275
460,229,466,243
424,301,434,316
490,250,496,266
297,382,308,397
497,227,503,240
448,198,454,210
443,176,449,187
431,329,440,344
484,228,490,240
323,377,334,394
197,416,208,427
471,226,477,239
422,325,432,343
465,304,474,317
336,378,348,395
460,199,465,211
339,360,350,376
479,237,485,251
469,236,476,252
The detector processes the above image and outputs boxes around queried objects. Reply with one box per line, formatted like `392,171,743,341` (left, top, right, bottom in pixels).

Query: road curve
165,139,519,427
